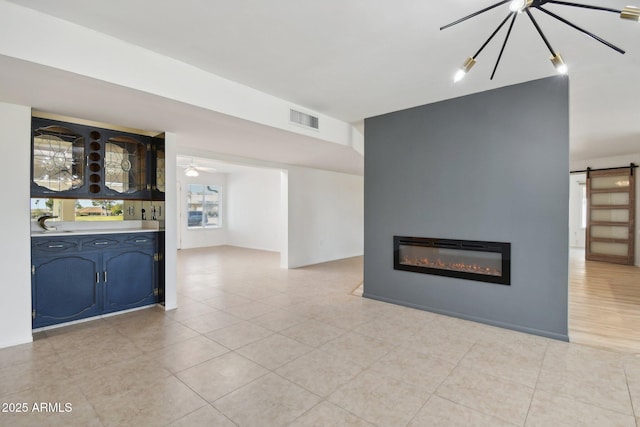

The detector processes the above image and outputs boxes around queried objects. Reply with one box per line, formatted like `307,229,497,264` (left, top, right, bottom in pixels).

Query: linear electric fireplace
394,236,511,285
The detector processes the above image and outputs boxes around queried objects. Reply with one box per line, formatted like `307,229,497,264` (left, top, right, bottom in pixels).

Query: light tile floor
1,246,639,426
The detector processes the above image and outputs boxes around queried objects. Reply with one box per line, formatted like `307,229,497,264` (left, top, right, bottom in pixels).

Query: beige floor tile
256,293,308,308
537,345,633,415
177,310,242,334
280,319,347,347
289,401,374,426
72,354,172,401
457,340,545,387
624,357,640,414
119,322,201,352
319,332,394,368
204,321,273,349
370,347,457,394
408,395,517,427
328,370,428,427
0,378,102,427
236,333,313,370
428,315,488,343
176,352,268,402
352,317,421,347
436,366,534,425
146,335,228,373
409,327,476,363
525,390,636,427
0,353,71,398
167,404,235,427
222,300,278,320
165,300,219,322
0,335,56,370
56,335,143,375
91,376,206,427
250,308,309,332
276,349,363,397
202,293,253,310
213,373,320,427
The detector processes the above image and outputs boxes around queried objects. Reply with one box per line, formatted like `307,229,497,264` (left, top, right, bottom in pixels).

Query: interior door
586,167,636,265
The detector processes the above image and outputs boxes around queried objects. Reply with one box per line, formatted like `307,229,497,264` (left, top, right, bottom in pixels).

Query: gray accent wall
363,76,569,340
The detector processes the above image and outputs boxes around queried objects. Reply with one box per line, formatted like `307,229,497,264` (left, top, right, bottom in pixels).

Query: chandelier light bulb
550,53,568,74
453,56,476,83
509,0,526,12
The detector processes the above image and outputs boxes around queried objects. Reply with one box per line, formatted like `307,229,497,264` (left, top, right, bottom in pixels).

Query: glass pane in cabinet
591,192,629,206
104,136,146,194
591,226,629,239
591,242,629,256
591,209,629,223
33,127,85,192
591,175,630,189
156,148,165,193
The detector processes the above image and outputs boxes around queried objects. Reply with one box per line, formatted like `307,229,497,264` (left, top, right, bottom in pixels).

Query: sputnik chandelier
441,0,640,82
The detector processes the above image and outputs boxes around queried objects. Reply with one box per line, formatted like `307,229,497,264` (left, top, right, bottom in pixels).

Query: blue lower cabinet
31,233,159,328
103,248,156,313
32,254,102,328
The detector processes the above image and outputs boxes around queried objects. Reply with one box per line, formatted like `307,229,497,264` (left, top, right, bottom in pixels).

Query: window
187,184,221,228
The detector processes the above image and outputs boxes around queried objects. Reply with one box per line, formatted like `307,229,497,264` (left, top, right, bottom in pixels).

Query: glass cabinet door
155,143,165,194
104,136,147,196
32,125,85,194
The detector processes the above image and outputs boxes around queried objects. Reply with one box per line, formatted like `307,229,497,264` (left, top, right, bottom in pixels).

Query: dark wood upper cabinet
31,117,164,201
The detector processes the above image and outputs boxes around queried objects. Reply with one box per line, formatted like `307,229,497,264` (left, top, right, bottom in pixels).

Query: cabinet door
149,138,165,201
102,248,156,313
103,134,149,198
31,120,87,197
32,254,101,328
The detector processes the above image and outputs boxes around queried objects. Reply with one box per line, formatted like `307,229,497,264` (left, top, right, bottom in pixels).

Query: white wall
0,103,34,347
572,154,640,266
0,1,361,151
163,133,178,311
177,170,227,249
569,173,586,248
227,168,282,252
286,167,364,268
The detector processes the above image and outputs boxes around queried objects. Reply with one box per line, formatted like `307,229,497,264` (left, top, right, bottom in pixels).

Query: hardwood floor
569,248,640,353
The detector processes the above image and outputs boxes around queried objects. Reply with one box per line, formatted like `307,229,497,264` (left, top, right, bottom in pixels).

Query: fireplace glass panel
398,244,502,277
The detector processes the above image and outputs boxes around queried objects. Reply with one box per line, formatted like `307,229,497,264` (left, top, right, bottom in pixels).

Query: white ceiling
4,0,640,168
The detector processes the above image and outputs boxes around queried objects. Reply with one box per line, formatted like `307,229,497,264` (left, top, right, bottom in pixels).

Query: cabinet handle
95,242,109,246
86,155,89,167
135,239,147,243
96,272,99,283
104,271,107,282
48,244,65,248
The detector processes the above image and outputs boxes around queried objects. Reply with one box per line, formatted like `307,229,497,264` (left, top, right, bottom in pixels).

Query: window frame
186,183,222,229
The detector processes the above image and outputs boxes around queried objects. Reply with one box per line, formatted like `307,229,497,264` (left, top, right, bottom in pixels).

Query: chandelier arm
543,1,621,14
491,13,518,80
535,6,625,54
473,12,515,59
440,0,511,31
525,8,557,55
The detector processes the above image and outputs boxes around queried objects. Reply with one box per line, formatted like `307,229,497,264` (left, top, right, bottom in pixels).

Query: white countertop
31,220,161,237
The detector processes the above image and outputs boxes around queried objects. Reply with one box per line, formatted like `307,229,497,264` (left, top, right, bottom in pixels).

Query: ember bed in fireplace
394,236,511,285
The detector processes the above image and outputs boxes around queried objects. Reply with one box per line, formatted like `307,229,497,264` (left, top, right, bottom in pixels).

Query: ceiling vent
290,109,319,130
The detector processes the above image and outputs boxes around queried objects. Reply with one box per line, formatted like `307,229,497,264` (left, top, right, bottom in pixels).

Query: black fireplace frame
393,236,511,285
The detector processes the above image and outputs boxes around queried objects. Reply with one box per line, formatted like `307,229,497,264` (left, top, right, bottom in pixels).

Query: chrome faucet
37,215,58,231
